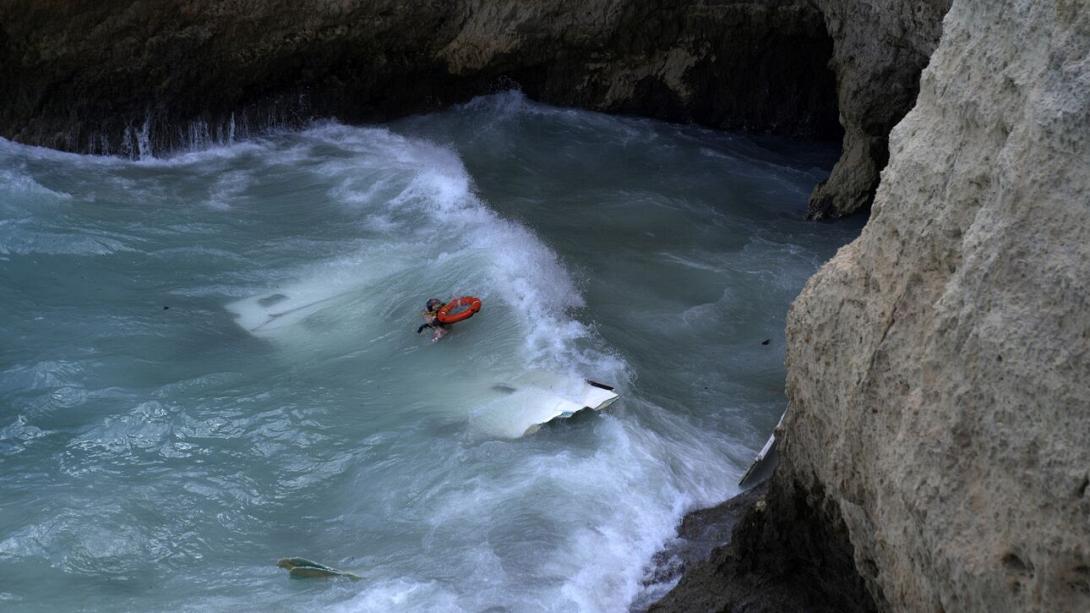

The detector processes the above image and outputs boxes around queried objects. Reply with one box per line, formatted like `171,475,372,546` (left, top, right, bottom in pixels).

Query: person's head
426,298,442,311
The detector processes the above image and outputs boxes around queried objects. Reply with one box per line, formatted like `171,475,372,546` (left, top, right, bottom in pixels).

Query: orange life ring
437,296,482,324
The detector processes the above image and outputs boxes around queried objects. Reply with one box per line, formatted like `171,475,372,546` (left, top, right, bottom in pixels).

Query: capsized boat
470,371,620,438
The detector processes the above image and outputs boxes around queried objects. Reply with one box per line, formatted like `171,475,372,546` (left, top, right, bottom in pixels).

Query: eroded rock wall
0,0,839,155
806,0,951,219
783,0,1090,609
650,477,878,612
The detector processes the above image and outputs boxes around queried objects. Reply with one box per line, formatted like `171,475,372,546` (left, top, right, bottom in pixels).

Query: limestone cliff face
783,0,1090,609
806,0,951,219
0,0,838,155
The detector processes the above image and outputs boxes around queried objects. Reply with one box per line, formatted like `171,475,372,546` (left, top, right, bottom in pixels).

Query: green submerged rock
277,557,362,581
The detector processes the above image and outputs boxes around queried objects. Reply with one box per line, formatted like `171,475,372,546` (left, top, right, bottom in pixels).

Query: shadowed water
0,93,860,611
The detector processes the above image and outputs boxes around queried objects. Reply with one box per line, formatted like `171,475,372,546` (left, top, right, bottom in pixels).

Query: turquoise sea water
0,93,859,611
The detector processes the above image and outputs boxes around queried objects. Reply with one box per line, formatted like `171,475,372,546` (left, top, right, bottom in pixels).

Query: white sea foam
206,126,695,610
0,415,50,456
0,167,72,202
0,100,846,612
204,170,250,210
0,231,137,256
334,579,462,613
229,124,620,381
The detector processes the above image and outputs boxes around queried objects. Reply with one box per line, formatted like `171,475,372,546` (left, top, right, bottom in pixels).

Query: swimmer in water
416,298,449,342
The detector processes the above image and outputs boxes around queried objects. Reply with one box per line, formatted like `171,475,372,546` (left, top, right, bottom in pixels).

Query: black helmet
426,298,442,310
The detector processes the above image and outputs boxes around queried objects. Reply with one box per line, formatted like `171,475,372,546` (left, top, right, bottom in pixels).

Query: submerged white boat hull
471,374,620,438
738,412,784,488
226,290,346,335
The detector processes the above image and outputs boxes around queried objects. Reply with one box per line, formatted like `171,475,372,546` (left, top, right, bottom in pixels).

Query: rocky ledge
650,478,875,612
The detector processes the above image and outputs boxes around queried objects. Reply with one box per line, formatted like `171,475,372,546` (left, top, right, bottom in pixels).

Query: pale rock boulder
785,0,1090,610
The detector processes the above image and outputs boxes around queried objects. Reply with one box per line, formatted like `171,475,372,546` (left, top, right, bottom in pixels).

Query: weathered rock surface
650,479,877,612
806,0,951,219
634,483,770,611
0,0,839,156
654,1,1089,610
783,0,1090,610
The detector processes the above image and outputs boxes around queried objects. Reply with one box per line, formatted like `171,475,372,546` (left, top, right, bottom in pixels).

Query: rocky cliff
785,0,1089,607
806,0,951,219
659,1,1089,610
0,0,839,155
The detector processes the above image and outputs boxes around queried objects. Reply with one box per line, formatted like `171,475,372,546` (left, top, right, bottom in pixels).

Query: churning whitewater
0,93,859,611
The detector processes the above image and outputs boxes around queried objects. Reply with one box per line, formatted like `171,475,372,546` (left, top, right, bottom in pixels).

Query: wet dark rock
0,0,955,218
642,484,767,588
0,0,839,156
650,477,877,613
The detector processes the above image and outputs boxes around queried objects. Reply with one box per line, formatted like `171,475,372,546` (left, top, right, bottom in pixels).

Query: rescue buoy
437,296,482,324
